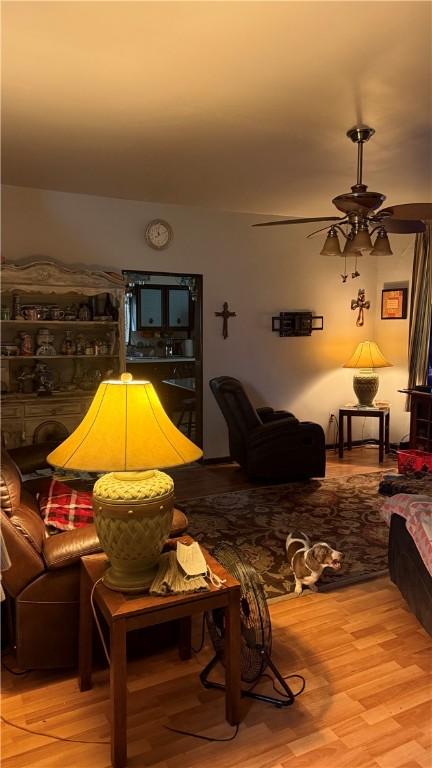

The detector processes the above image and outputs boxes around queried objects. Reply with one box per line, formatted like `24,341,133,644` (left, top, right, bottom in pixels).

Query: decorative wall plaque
271,312,324,337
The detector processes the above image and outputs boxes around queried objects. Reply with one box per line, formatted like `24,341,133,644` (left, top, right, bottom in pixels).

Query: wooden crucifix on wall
215,302,236,339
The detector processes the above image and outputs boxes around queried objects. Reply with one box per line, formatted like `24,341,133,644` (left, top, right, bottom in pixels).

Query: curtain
407,223,432,402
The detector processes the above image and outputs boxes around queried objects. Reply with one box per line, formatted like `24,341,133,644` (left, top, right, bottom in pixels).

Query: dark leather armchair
210,376,326,480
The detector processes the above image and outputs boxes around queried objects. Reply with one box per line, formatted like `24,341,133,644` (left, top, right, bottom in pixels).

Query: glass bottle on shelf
78,303,91,321
76,333,86,355
61,330,76,355
12,293,21,320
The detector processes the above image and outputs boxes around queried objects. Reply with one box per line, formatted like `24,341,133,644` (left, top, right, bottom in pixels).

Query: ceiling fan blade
252,216,344,228
307,220,348,238
381,218,426,234
379,203,432,221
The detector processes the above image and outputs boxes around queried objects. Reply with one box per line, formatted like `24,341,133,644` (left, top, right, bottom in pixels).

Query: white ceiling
2,1,431,217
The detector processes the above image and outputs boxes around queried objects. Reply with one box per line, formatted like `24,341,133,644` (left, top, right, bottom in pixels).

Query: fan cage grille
206,542,272,684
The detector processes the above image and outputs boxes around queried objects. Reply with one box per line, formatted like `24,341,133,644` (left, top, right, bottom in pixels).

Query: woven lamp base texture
353,370,379,408
93,470,174,593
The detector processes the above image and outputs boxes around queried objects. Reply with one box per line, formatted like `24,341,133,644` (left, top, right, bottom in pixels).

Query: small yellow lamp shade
343,341,392,369
48,374,202,471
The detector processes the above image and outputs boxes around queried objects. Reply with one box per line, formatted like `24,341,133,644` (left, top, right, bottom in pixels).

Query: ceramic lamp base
93,470,174,593
353,369,379,408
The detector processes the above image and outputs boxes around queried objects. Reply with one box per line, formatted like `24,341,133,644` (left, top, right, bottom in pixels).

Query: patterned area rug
178,473,388,599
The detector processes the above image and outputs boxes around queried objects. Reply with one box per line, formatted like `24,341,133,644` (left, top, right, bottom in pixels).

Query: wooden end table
338,405,390,463
78,547,241,768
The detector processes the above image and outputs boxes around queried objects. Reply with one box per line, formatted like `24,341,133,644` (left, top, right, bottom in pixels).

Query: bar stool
177,397,196,438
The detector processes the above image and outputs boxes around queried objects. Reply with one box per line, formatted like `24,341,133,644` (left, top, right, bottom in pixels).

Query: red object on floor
397,449,432,474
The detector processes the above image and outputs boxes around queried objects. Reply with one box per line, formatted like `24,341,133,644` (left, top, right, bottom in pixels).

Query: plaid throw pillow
37,479,94,531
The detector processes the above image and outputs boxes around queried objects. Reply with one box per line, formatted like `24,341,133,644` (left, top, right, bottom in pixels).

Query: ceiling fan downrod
346,125,375,192
332,126,385,216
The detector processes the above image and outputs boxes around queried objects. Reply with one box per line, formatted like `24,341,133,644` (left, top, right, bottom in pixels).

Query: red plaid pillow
37,479,94,531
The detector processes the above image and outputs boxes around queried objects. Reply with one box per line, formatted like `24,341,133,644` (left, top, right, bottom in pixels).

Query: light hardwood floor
2,448,431,768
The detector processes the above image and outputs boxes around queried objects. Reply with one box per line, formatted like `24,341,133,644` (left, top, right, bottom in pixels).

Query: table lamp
343,341,391,408
47,373,202,593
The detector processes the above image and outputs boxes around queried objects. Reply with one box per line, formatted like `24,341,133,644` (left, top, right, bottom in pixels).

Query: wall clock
144,219,173,250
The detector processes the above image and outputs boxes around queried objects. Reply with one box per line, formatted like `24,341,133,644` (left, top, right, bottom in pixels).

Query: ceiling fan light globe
342,234,363,257
370,229,393,256
351,228,373,253
320,229,342,256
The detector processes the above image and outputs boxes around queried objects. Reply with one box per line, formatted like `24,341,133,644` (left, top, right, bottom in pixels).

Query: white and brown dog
286,531,344,596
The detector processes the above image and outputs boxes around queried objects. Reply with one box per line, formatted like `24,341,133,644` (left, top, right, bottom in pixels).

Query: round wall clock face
145,219,173,250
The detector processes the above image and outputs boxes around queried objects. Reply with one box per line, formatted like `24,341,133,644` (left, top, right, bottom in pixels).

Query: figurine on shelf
75,333,86,355
61,330,76,355
18,332,33,356
64,304,78,321
36,328,56,356
33,363,54,396
16,367,34,395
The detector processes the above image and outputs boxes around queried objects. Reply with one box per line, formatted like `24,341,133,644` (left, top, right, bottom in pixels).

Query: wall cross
215,302,237,339
351,288,370,327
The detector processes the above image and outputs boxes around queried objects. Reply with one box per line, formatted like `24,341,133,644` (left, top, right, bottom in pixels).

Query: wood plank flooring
2,449,431,768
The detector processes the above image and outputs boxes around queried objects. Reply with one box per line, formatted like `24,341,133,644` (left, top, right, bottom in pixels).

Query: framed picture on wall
381,288,408,320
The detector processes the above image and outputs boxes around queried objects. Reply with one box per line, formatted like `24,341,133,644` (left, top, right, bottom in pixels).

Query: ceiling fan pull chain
341,255,348,283
352,255,360,279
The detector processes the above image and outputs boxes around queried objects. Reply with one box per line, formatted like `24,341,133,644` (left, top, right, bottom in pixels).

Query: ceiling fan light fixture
320,227,342,256
370,227,393,256
350,225,373,254
342,231,363,257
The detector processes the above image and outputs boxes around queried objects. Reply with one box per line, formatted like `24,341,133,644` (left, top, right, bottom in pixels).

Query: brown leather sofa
1,447,188,669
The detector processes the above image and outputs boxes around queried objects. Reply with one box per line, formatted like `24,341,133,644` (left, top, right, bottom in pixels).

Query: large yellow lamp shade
48,374,203,592
343,341,392,408
48,375,202,471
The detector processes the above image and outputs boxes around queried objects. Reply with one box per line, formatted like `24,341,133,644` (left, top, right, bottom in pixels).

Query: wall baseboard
326,438,399,451
204,442,399,464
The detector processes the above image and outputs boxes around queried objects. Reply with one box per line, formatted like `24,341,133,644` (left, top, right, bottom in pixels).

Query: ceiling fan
253,126,431,280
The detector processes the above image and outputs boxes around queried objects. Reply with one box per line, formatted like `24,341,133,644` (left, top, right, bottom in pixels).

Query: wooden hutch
1,260,125,448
